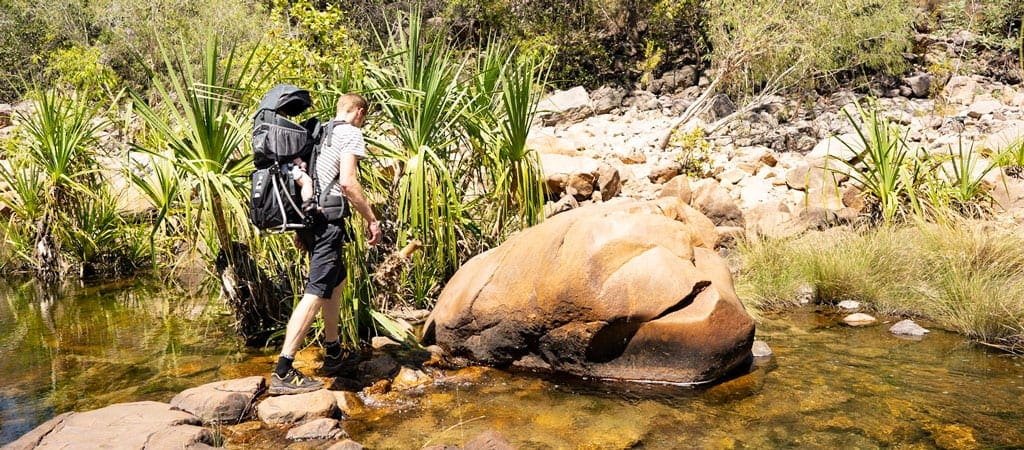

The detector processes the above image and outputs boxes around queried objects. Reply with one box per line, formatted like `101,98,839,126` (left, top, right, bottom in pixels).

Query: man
269,93,382,395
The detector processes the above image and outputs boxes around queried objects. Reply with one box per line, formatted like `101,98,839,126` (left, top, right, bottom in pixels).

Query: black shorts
297,221,350,298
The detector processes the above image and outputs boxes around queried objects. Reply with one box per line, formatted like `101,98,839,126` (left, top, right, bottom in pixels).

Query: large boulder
5,401,213,450
424,198,755,384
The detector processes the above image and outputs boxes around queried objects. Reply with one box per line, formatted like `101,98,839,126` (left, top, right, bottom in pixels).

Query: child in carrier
283,157,314,210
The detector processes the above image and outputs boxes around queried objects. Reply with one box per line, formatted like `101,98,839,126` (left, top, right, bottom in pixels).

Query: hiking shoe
321,350,356,377
268,368,324,395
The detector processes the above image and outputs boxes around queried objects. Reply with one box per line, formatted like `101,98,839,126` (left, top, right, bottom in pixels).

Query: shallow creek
1,278,1021,448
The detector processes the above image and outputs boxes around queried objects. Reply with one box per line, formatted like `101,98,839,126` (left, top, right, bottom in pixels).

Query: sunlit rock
843,313,877,326
170,376,265,424
424,198,755,384
4,401,212,450
751,340,773,358
256,390,336,425
837,300,861,310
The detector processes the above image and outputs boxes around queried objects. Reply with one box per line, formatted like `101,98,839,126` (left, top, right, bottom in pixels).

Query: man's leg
281,293,326,357
269,292,327,395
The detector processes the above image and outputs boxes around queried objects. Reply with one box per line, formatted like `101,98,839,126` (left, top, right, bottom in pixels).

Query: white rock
538,86,590,113
751,340,773,358
889,319,930,337
837,300,861,310
843,313,877,326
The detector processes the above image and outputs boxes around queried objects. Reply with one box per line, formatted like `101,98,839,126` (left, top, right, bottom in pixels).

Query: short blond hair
336,93,368,115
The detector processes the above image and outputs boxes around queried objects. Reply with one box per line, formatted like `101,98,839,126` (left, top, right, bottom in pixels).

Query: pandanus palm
130,37,284,343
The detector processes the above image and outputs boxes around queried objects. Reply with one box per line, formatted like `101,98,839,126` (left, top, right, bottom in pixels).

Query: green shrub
706,0,915,94
0,0,58,101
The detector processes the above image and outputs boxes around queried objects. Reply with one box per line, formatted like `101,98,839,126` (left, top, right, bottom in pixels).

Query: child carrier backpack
249,84,350,232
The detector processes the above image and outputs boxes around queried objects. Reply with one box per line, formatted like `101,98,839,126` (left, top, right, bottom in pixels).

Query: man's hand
367,220,382,246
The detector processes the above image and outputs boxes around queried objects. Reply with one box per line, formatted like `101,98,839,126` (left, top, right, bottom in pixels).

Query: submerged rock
5,401,213,450
286,418,346,441
843,313,878,326
424,198,755,384
889,319,930,337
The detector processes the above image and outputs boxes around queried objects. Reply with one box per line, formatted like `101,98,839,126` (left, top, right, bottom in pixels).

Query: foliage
130,37,272,256
0,88,141,275
251,0,364,89
46,45,121,101
832,102,925,223
829,101,997,224
671,126,712,177
994,138,1024,178
734,222,1024,353
362,9,547,308
705,0,915,94
0,0,56,101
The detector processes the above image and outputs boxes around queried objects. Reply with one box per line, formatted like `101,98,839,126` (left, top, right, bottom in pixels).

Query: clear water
2,279,1022,449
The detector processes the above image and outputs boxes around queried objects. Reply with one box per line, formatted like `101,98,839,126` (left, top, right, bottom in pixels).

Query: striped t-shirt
317,121,367,196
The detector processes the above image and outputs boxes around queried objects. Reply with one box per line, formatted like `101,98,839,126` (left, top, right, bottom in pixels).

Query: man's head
336,94,368,128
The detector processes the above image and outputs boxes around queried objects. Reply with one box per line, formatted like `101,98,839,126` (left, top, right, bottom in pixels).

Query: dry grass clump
734,220,1024,352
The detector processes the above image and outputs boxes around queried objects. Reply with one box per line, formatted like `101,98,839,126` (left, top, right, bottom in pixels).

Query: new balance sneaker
321,350,356,377
268,368,324,395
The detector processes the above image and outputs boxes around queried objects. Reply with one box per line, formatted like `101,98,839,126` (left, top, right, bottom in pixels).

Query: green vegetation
829,101,996,224
734,222,1024,353
705,0,915,94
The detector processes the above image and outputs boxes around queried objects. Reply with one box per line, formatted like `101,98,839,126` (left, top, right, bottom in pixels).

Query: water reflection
2,279,1022,449
0,277,271,445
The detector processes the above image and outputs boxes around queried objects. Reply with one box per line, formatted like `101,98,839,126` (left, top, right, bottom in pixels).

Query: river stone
843,313,877,326
391,366,432,391
256,390,337,425
967,99,1001,119
944,76,978,105
4,401,212,450
658,175,692,204
327,439,366,450
540,153,620,201
424,198,756,384
889,319,930,337
837,300,861,310
905,73,932,98
331,391,365,417
751,341,773,358
286,418,346,441
170,376,264,424
463,429,514,450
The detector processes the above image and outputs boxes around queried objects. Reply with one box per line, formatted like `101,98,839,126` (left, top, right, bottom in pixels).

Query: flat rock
327,439,366,450
843,313,877,326
4,401,212,450
170,376,265,424
889,319,930,337
256,390,337,425
286,418,346,441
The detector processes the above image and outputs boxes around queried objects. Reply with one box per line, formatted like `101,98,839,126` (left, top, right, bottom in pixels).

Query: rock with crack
423,198,755,384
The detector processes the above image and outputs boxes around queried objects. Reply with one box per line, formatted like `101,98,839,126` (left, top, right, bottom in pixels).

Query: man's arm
338,152,381,246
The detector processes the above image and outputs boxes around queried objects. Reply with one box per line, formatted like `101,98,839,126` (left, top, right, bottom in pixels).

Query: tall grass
734,222,1024,353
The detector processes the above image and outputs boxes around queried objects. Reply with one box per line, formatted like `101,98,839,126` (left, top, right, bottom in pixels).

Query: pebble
843,313,877,326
